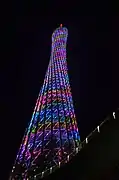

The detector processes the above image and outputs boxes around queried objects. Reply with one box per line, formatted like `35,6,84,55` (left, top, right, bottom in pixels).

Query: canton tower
10,24,80,179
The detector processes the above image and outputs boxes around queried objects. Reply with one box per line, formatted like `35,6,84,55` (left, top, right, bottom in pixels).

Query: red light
60,24,63,27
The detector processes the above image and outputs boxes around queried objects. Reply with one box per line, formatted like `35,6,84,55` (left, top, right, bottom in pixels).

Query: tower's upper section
52,25,68,49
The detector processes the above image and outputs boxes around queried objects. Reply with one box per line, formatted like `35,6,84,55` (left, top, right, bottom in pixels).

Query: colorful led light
11,26,80,179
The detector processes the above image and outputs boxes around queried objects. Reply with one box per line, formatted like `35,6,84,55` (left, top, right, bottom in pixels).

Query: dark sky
1,2,119,179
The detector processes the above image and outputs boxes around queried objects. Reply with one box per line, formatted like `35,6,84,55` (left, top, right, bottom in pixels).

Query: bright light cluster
11,26,80,179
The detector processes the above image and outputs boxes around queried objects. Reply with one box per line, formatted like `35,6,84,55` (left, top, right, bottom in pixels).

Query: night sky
1,2,119,179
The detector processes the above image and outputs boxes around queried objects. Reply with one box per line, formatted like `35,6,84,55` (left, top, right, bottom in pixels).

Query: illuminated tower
10,24,80,179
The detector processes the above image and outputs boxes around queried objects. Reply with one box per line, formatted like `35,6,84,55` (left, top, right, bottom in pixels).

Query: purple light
11,25,80,179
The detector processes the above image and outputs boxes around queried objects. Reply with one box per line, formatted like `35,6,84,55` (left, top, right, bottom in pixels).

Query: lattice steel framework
10,25,80,179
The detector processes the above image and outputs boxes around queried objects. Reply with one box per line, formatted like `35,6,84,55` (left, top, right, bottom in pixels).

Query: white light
34,175,36,178
86,138,88,144
42,171,44,177
67,155,69,161
97,126,100,132
50,167,52,173
76,147,78,153
113,112,116,119
59,161,61,167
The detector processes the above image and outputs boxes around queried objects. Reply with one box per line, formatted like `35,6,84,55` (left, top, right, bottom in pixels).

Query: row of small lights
32,111,116,179
85,111,116,144
10,111,116,180
31,150,78,179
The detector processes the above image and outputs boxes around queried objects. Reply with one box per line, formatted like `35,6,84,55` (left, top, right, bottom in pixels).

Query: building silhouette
42,108,119,180
10,25,80,179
